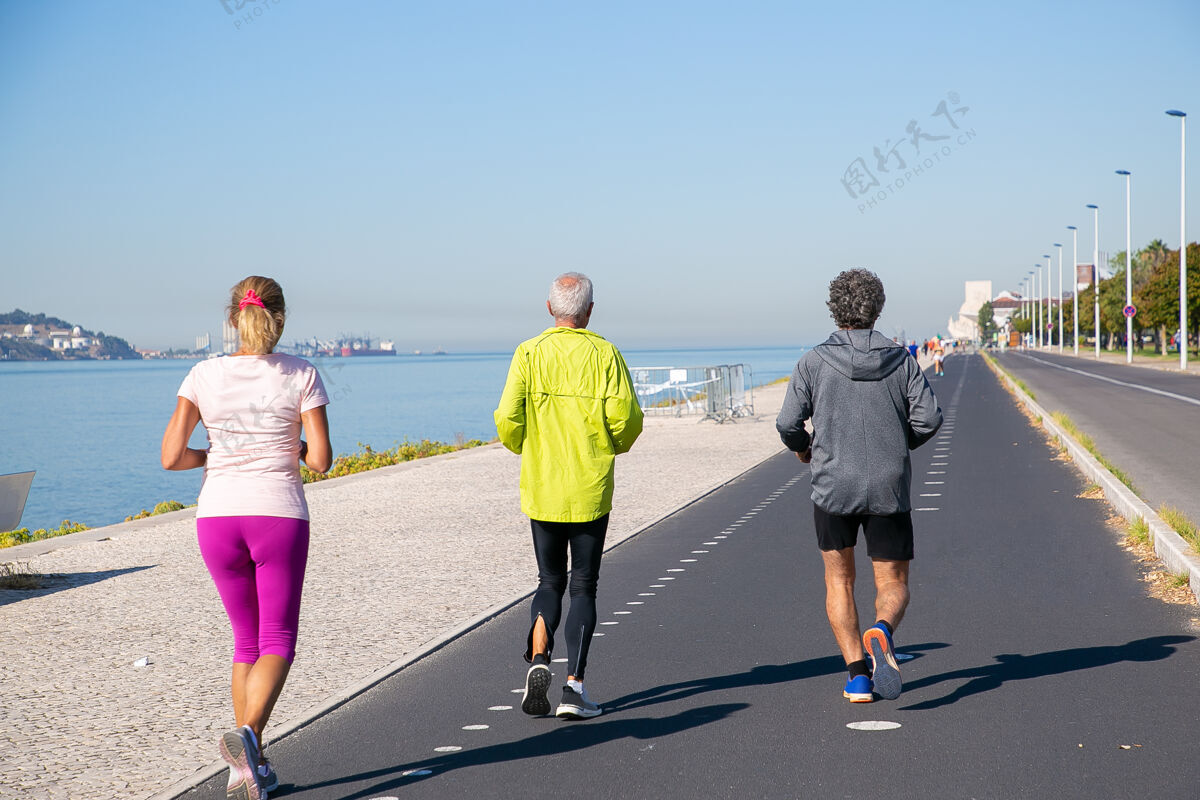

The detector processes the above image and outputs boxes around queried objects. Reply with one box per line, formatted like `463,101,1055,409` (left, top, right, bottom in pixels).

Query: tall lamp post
1167,109,1187,370
1087,204,1100,357
1034,263,1042,348
1054,243,1064,352
1116,169,1133,363
1043,254,1053,348
1026,271,1035,347
1068,225,1079,355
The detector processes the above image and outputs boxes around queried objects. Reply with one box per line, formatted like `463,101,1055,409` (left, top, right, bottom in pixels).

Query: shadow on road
603,642,949,714
899,635,1194,710
291,703,749,798
0,565,154,606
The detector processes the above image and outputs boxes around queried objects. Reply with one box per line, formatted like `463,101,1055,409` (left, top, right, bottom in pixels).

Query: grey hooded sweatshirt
776,329,942,515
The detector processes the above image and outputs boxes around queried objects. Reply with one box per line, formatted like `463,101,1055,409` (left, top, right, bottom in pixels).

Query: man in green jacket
495,272,643,720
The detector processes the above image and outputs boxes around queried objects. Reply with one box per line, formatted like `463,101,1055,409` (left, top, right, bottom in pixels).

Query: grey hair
826,268,885,329
548,272,594,322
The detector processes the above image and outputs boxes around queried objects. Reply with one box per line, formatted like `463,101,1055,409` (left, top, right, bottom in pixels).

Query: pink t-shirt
177,354,329,520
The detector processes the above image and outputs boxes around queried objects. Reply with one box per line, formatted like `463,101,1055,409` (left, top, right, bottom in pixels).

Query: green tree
977,300,997,342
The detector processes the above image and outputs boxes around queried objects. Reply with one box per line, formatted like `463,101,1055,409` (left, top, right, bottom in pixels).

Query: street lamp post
1116,169,1133,363
1068,225,1079,355
1087,204,1100,357
1167,110,1187,370
1034,263,1042,348
1044,255,1053,348
1054,243,1064,353
1026,271,1034,347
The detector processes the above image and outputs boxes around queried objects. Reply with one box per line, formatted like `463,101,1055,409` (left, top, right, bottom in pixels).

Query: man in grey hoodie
776,269,942,703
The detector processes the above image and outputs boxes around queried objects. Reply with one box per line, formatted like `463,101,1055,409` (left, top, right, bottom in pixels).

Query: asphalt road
179,354,1200,800
993,349,1200,526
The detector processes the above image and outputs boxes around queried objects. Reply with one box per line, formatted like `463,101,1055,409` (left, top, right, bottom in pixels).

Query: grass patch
301,438,489,483
0,561,48,589
0,520,89,550
125,500,190,522
1158,506,1200,555
985,352,1037,400
1171,572,1192,589
1127,516,1151,547
1049,411,1138,493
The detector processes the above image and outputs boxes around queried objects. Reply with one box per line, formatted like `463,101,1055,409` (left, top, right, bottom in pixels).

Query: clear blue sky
2,1,1197,351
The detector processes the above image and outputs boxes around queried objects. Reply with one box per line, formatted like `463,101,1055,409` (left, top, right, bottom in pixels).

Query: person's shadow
899,635,1193,710
291,702,749,798
603,642,948,714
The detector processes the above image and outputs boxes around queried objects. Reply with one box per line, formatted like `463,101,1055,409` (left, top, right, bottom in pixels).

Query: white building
947,280,993,340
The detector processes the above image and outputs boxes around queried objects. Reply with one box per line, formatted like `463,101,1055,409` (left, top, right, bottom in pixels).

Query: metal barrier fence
631,363,755,422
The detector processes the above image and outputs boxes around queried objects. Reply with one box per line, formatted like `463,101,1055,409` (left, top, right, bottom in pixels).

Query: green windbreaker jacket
494,327,644,522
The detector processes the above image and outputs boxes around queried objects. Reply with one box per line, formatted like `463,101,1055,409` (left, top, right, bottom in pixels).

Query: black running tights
526,514,609,680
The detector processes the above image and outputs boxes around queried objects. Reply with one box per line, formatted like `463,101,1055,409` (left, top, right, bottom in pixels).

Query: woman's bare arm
161,397,207,470
300,405,332,473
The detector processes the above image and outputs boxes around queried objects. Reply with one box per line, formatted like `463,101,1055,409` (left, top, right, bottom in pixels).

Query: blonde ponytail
228,276,286,354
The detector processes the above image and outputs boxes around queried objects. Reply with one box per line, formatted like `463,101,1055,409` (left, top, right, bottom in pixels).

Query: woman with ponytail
161,276,332,800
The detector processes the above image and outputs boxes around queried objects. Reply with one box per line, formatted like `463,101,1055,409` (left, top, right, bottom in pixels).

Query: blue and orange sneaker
843,674,874,703
863,623,901,700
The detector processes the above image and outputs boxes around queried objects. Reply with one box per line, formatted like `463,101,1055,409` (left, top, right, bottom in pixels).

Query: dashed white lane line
488,705,512,711
638,592,656,596
925,481,945,485
931,462,949,466
703,541,720,545
920,493,942,497
680,558,698,563
927,471,945,475
614,611,632,615
434,746,462,752
593,632,605,637
658,577,675,580
650,584,666,588
667,568,685,572
402,769,432,777
627,601,645,605
847,721,902,731
463,724,489,731
552,657,567,663
600,621,620,625
915,507,940,512
691,550,709,553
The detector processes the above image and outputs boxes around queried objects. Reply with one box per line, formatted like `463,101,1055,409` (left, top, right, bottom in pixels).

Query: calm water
0,345,808,532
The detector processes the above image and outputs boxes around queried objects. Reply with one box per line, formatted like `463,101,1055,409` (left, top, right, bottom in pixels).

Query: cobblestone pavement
0,383,791,800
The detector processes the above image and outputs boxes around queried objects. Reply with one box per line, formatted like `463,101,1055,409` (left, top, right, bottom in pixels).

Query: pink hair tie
239,289,266,310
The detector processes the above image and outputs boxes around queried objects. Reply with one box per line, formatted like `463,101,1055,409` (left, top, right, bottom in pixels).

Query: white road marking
691,550,709,553
915,507,940,511
553,657,567,662
1018,353,1200,406
658,577,675,580
600,621,619,625
434,746,462,752
920,493,942,497
895,653,914,661
667,568,685,572
680,558,698,562
847,721,902,731
402,769,432,777
638,592,656,596
614,611,632,615
926,481,945,485
463,724,489,731
927,471,945,474
627,601,644,605
650,584,666,588
488,706,512,711
703,541,719,545
511,689,524,694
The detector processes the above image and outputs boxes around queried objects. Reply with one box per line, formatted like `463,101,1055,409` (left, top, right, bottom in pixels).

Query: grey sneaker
257,758,278,793
555,685,602,719
219,725,265,800
521,654,552,716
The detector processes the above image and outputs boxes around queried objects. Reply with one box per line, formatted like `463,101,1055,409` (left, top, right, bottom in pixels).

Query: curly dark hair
827,269,885,329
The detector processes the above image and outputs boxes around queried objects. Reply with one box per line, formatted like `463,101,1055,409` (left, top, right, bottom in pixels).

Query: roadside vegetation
1158,505,1200,556
1048,411,1138,493
0,561,46,590
300,438,488,483
0,520,89,549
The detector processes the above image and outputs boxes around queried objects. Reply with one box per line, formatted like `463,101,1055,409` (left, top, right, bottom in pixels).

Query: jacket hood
813,329,910,381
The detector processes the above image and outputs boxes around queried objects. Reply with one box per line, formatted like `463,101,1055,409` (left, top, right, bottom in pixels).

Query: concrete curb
147,444,787,800
983,355,1200,599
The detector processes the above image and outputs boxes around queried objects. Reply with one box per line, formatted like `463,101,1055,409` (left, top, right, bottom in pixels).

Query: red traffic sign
1123,304,1137,319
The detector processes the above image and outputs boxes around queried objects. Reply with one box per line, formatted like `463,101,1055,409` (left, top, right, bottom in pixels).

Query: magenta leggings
197,516,310,664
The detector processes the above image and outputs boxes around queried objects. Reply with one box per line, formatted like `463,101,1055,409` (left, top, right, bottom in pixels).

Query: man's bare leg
821,547,863,665
870,558,910,630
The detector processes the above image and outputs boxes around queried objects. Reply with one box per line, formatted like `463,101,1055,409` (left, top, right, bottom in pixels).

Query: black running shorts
813,505,914,561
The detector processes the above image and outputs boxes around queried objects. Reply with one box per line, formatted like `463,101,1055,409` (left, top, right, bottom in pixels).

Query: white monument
947,280,993,340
